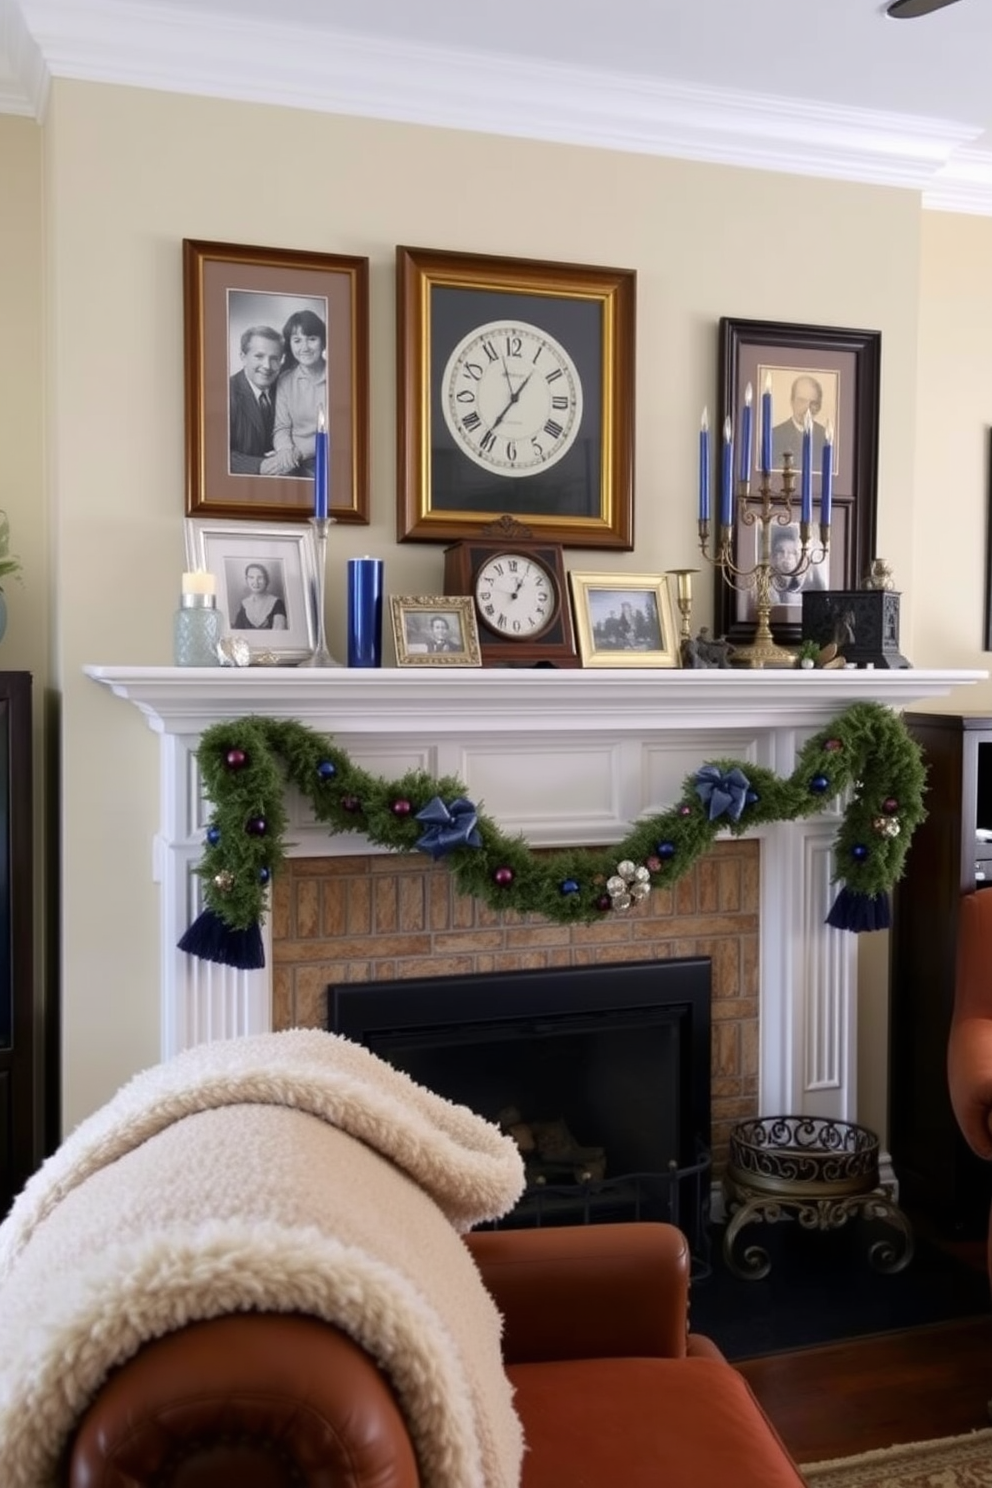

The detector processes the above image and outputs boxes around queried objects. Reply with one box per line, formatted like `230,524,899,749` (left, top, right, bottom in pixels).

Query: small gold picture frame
569,572,679,668
389,595,482,667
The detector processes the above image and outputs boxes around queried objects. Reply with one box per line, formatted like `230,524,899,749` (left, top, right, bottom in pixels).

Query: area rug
803,1428,992,1485
0,1028,528,1488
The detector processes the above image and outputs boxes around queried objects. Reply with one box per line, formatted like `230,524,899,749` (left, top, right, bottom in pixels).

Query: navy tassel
178,909,265,970
825,887,891,933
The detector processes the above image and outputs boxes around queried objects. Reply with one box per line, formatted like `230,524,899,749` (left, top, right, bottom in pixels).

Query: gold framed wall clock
397,246,635,551
443,520,579,666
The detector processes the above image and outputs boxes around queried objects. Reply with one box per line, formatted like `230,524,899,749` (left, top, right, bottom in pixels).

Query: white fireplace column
88,665,983,1128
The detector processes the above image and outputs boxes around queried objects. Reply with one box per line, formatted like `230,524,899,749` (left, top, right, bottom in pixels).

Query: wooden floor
739,1313,992,1464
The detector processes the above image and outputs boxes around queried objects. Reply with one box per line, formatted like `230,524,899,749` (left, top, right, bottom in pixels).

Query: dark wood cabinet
889,712,992,1236
0,672,34,1219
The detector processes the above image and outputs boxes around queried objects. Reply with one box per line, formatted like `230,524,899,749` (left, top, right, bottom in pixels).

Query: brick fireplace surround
88,665,981,1182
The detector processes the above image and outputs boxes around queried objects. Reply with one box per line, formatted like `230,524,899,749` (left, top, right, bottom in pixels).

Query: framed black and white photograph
396,246,635,550
717,318,880,648
184,520,317,663
568,572,678,668
183,239,370,525
389,596,482,667
736,505,848,625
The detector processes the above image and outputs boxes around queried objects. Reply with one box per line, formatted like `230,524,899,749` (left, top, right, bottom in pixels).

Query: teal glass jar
174,594,224,667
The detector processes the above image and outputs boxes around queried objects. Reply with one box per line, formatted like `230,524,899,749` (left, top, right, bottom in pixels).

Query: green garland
178,701,927,969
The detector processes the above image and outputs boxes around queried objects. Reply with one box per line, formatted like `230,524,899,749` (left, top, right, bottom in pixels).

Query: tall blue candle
347,557,383,667
821,423,834,528
698,409,710,523
314,406,329,520
739,383,753,485
760,374,773,478
720,416,734,527
800,411,813,524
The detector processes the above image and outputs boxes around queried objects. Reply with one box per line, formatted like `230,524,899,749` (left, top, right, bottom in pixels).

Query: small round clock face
442,320,583,477
474,552,559,640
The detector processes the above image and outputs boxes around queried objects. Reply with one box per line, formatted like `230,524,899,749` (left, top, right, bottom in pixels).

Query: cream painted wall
39,79,947,1133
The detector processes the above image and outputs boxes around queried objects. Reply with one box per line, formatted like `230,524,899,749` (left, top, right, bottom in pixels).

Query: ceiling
4,0,992,213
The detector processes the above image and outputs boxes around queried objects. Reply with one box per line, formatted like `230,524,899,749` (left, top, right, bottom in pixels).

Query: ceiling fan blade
886,0,961,16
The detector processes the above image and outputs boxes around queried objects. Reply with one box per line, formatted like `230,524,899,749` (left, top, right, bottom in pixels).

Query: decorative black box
801,590,910,669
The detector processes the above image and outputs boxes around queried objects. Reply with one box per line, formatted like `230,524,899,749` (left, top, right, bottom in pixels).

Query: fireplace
329,955,711,1251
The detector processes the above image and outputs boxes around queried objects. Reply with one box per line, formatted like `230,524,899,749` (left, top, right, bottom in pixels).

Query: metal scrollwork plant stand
722,1116,915,1281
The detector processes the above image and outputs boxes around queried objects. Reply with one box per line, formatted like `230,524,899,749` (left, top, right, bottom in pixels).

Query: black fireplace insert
328,956,711,1252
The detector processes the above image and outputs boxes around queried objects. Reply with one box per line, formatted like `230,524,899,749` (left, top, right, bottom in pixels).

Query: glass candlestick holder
300,515,342,668
174,592,224,667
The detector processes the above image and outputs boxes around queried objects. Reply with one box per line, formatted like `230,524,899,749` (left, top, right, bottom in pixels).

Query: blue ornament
561,878,580,895
656,841,677,859
851,844,869,862
746,789,760,805
258,866,271,884
809,774,830,794
317,760,337,780
206,825,221,846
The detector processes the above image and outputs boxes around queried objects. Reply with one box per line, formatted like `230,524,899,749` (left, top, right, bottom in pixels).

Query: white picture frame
184,519,317,663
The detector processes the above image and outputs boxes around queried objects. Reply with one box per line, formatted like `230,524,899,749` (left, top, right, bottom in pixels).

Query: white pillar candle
182,570,215,597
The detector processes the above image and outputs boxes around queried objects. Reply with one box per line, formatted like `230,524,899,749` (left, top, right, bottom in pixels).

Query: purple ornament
341,795,361,813
824,739,843,753
317,760,337,780
225,748,248,770
645,855,662,873
245,816,267,836
595,893,613,911
493,867,514,887
882,797,899,815
678,804,693,817
391,799,412,817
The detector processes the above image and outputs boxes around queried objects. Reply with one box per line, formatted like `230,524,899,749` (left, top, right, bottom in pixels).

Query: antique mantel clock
443,517,578,667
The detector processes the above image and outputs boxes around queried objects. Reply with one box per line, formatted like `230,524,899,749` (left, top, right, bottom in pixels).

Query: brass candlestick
667,569,698,645
699,454,830,670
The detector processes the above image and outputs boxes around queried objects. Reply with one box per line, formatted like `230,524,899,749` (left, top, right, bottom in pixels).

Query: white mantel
86,665,984,1128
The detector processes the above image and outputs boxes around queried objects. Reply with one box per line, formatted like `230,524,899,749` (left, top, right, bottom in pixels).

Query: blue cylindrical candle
720,417,734,527
761,382,773,477
698,411,710,523
821,427,834,528
348,556,383,667
314,408,329,520
800,414,813,524
739,387,753,485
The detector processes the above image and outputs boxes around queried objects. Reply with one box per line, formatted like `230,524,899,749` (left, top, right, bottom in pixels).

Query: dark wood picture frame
396,246,635,550
183,239,370,525
716,317,880,648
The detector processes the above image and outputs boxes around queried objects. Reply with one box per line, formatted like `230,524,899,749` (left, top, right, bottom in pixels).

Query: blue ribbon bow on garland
177,701,928,971
415,796,483,859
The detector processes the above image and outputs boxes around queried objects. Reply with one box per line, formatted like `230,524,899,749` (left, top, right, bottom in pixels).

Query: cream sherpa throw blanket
0,1028,527,1488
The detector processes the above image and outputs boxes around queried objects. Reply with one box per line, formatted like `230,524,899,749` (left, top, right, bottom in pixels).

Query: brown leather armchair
949,890,992,1250
65,1221,805,1488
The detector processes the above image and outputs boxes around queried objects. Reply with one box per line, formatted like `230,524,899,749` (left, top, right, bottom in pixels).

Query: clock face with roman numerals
441,320,583,476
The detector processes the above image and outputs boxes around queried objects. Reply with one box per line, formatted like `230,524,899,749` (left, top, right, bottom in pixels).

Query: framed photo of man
716,318,880,649
183,240,370,525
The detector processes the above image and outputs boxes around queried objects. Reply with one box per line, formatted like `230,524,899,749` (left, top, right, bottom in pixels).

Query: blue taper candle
761,373,773,477
739,382,753,484
347,556,383,667
800,411,813,524
698,409,711,523
314,407,329,520
721,416,734,527
821,422,834,528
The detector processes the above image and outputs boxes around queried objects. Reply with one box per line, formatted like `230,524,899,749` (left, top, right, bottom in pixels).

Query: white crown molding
4,0,992,214
0,0,47,117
